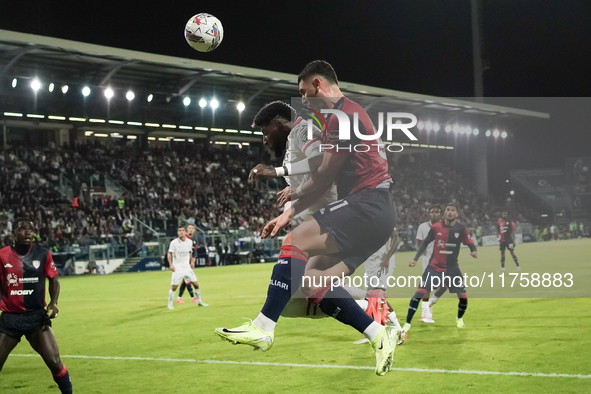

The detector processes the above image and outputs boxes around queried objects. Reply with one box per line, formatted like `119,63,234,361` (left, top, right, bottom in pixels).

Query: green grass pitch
2,239,590,393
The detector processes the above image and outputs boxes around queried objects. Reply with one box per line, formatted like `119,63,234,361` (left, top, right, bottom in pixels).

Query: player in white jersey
167,227,207,309
412,205,442,322
248,100,337,227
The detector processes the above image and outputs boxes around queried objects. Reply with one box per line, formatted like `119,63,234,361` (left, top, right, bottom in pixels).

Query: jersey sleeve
462,227,474,246
168,241,176,254
416,224,425,241
45,251,58,279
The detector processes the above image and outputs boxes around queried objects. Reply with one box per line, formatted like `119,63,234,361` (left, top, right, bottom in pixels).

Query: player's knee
47,355,63,372
413,289,428,300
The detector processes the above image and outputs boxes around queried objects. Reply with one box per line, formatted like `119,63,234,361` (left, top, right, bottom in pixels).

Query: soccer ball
184,13,224,52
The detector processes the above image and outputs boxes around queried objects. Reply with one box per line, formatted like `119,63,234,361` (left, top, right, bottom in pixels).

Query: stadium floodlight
473,128,479,136
453,124,460,134
506,179,510,183
493,129,500,138
417,121,425,130
210,99,219,109
147,94,153,102
30,78,41,91
510,190,515,195
199,98,207,108
425,121,433,131
501,131,508,139
445,125,452,133
485,130,492,137
237,102,245,112
433,123,440,132
82,86,91,97
183,97,191,106
61,85,69,94
126,91,135,101
11,78,17,88
466,127,472,135
104,88,114,99
48,83,55,92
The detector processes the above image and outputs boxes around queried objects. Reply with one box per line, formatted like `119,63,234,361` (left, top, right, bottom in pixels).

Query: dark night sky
1,1,590,187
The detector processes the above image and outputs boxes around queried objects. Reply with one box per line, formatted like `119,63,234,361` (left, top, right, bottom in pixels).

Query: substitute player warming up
0,218,72,393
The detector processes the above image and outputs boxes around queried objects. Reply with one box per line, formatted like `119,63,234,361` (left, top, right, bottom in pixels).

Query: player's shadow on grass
112,305,168,325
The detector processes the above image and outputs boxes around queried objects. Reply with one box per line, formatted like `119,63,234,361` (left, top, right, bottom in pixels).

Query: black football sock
318,286,375,334
457,298,468,319
178,282,186,298
53,364,72,394
406,291,424,324
512,253,520,266
501,255,505,268
260,245,306,322
187,284,195,298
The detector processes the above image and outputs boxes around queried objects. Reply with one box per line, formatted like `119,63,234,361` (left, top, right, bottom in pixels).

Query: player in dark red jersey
0,218,72,394
404,204,478,332
216,60,397,376
498,211,521,272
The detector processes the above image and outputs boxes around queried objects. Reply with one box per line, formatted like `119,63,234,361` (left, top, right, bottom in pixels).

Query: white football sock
168,289,175,305
388,311,402,331
253,313,276,332
194,289,202,302
363,321,383,341
428,296,439,307
421,300,430,315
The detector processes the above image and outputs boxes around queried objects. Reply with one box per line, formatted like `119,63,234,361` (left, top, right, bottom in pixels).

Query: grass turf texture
2,239,590,393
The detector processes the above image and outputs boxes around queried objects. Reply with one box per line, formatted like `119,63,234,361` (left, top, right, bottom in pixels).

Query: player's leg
187,271,207,306
500,243,506,271
420,258,432,322
509,245,520,270
178,282,187,303
168,272,181,309
27,325,72,394
427,286,448,313
0,332,20,372
456,292,468,328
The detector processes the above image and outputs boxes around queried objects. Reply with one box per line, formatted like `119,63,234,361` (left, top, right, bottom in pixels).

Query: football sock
501,255,505,268
428,296,439,307
179,282,186,297
259,245,306,323
421,300,430,316
253,312,276,332
52,364,72,394
512,254,520,266
362,321,384,341
457,298,468,319
168,289,175,305
388,310,402,331
194,289,202,302
187,285,195,298
406,291,424,324
317,286,375,335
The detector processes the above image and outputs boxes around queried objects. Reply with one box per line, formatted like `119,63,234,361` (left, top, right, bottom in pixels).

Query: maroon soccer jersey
421,221,474,272
322,97,391,198
498,219,515,243
0,245,57,314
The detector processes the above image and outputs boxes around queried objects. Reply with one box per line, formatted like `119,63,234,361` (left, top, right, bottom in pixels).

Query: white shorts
363,242,395,291
171,270,197,286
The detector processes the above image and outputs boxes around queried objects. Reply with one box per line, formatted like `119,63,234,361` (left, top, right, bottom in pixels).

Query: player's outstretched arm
47,275,60,319
262,208,291,239
249,164,280,182
410,229,435,265
168,251,175,272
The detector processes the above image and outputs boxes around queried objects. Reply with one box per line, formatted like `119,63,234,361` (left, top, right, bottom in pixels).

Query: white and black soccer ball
184,13,224,52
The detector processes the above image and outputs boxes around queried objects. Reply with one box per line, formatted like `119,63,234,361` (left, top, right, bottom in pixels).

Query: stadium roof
0,29,548,142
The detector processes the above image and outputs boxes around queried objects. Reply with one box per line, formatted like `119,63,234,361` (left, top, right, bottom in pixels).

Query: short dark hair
14,217,35,230
428,205,442,213
445,203,459,211
297,60,339,85
252,101,297,128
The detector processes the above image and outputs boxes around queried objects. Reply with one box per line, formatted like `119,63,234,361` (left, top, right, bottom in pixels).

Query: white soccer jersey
416,221,435,270
283,117,337,224
168,237,193,271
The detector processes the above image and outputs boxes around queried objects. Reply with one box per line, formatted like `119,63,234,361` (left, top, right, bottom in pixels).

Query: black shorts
420,265,467,294
0,310,51,341
500,240,515,252
312,187,396,273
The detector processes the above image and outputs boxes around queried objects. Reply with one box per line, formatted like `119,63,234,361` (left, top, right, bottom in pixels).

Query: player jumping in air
498,211,521,272
167,227,207,309
0,218,72,394
404,204,477,332
216,60,398,376
412,205,442,323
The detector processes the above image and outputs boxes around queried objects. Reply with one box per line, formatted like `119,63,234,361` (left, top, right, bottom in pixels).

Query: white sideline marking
10,354,591,379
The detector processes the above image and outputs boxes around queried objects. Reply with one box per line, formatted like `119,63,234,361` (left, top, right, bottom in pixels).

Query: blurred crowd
1,142,581,253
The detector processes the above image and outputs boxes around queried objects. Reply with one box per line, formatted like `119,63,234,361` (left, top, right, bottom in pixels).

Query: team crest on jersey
454,232,460,238
7,273,18,287
33,260,41,269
